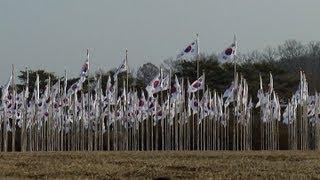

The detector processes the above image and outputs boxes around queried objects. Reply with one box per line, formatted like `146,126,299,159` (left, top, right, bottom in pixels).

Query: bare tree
137,62,160,85
307,41,320,58
241,50,263,63
278,40,306,60
162,58,176,71
262,46,278,61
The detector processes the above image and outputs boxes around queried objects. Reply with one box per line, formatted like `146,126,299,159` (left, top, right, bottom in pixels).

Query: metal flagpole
125,49,129,151
21,67,29,152
196,33,200,151
11,65,16,152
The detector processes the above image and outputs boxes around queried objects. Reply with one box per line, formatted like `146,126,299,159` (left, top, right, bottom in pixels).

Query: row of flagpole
0,34,319,152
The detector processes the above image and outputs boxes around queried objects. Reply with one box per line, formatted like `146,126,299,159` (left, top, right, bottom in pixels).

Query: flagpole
233,34,237,75
202,71,206,150
196,33,200,150
160,68,165,150
107,86,111,151
48,76,52,151
62,69,67,151
196,33,200,78
126,49,129,97
11,64,16,152
86,57,93,152
168,69,172,150
180,78,184,150
125,49,129,151
21,67,29,152
99,73,104,151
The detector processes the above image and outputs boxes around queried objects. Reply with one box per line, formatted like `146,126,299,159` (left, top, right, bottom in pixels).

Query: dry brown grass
0,151,319,179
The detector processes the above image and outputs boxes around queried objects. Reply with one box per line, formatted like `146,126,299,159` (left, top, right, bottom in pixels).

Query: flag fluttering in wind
268,73,274,95
67,79,82,97
34,74,40,103
188,94,199,112
218,34,237,62
24,69,29,99
291,71,309,106
146,73,162,96
255,74,264,108
138,92,147,111
160,73,170,91
187,75,205,93
105,76,116,104
51,79,60,99
67,50,90,96
223,81,235,107
80,49,90,77
177,39,199,60
114,58,128,78
1,75,12,103
171,75,181,101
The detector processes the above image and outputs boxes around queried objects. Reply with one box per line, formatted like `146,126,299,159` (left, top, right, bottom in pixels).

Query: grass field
0,151,319,179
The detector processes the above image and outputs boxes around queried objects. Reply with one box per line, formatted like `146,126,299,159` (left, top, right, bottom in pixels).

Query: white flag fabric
105,76,116,104
25,70,29,99
138,92,147,111
80,49,90,77
1,75,12,102
171,75,181,101
223,81,235,107
121,86,127,104
188,94,199,112
51,80,60,98
256,75,264,108
114,58,128,78
63,71,68,98
146,73,162,96
177,40,198,60
269,73,274,94
283,103,291,124
35,74,40,103
67,79,83,97
160,74,170,91
43,80,50,100
187,75,205,93
218,35,237,63
223,82,235,99
68,51,90,97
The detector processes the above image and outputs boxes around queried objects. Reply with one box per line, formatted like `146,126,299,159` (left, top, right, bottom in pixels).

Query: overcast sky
1,0,319,83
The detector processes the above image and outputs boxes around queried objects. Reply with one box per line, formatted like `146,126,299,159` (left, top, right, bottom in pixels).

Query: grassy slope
0,151,319,179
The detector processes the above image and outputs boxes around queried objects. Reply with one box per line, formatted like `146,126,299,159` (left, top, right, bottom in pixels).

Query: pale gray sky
1,0,319,83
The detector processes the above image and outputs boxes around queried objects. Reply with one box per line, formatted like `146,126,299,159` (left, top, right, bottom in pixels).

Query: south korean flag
177,39,198,60
218,35,237,63
114,58,128,78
